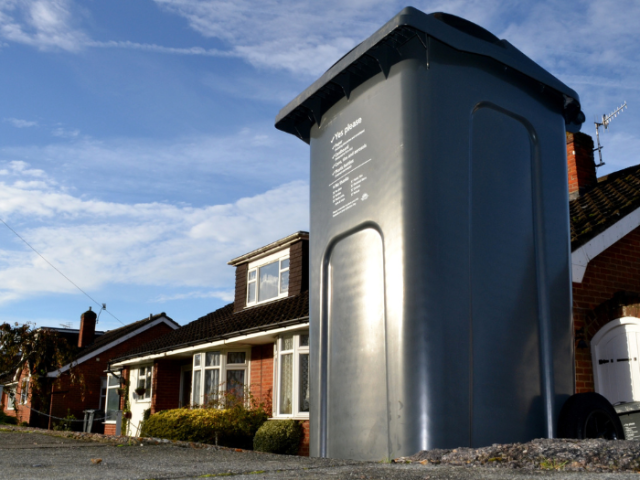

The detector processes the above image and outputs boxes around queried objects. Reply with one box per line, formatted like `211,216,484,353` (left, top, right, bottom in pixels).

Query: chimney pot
78,307,97,348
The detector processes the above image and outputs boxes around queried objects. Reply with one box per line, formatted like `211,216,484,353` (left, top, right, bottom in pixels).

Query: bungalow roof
112,291,309,363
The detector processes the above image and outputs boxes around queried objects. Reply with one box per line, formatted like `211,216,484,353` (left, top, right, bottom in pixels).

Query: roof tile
114,292,309,362
570,164,640,250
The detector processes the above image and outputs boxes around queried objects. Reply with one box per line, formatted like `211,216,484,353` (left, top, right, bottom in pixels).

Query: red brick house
568,131,640,409
111,232,310,452
1,310,178,432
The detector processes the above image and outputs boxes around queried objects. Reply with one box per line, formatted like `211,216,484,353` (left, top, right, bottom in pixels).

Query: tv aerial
96,303,106,324
594,101,627,168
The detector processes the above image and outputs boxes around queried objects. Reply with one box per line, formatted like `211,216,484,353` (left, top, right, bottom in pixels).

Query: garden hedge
140,407,268,450
253,420,303,455
0,411,17,425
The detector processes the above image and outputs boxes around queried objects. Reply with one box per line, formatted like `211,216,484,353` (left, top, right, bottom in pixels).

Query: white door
592,318,640,405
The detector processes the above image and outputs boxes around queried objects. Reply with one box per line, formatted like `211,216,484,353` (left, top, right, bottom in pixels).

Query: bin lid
275,7,585,143
614,401,640,414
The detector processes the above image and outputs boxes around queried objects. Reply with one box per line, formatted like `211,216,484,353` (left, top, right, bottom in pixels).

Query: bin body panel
469,106,544,446
326,227,388,460
308,37,573,460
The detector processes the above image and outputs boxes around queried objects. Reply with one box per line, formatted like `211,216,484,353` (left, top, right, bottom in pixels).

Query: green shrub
253,420,302,455
53,409,76,431
140,406,268,450
0,411,18,425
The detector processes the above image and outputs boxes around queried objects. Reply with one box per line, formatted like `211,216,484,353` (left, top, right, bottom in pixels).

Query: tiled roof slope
570,164,640,251
74,313,176,360
114,291,309,362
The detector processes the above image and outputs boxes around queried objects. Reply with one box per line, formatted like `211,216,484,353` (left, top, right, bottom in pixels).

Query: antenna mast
594,101,627,168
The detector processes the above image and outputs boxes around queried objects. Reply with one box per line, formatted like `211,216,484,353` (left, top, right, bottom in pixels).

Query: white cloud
0,127,309,206
0,0,87,51
154,290,234,303
4,117,38,128
87,39,233,58
0,163,309,304
51,126,79,138
152,0,396,76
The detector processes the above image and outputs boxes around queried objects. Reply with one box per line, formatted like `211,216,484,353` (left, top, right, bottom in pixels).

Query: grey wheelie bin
275,7,585,461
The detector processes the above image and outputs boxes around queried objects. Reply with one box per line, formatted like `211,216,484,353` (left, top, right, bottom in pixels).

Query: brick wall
250,344,274,412
567,132,597,198
298,420,310,456
48,321,175,430
573,226,640,392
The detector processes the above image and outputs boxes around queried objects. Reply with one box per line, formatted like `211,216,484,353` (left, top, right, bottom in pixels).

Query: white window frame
20,377,29,405
275,332,309,419
99,377,107,410
246,250,290,307
104,374,121,423
191,349,250,407
5,383,17,410
134,365,153,402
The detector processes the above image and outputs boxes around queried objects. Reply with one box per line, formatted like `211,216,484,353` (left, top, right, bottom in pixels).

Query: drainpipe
48,382,54,430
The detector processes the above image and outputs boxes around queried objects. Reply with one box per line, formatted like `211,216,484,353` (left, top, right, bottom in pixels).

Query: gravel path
3,426,640,478
397,438,640,473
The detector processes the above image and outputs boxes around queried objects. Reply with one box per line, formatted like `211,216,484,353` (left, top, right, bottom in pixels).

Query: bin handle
432,12,503,47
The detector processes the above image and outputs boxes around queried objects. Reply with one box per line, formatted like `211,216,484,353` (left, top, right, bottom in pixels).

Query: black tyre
557,392,624,440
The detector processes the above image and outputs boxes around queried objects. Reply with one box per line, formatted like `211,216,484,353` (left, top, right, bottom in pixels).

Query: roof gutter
228,232,309,266
110,315,310,365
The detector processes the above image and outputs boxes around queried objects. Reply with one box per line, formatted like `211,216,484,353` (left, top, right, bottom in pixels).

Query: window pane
283,336,293,351
193,370,201,405
227,352,246,364
258,261,279,301
299,353,310,412
300,335,309,347
247,281,256,303
106,388,120,420
108,375,120,387
205,352,220,367
226,370,245,404
280,270,289,294
21,380,29,404
204,369,220,405
281,258,290,269
279,353,293,414
249,270,256,280
194,354,201,367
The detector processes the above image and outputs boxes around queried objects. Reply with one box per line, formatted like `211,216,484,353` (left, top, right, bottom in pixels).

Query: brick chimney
78,307,97,348
567,132,597,199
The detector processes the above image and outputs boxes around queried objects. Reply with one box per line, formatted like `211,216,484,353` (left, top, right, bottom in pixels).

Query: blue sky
1,0,638,331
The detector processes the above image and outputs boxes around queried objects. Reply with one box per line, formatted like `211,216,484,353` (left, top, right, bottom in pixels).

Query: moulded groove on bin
276,7,584,461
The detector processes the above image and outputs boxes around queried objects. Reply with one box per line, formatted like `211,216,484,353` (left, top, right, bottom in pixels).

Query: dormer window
246,251,290,306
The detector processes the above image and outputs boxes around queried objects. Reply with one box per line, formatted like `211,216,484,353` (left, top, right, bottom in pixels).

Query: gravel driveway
1,427,639,479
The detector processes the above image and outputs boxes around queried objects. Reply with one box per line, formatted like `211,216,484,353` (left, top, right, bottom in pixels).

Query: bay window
276,333,309,418
246,253,290,306
192,350,248,407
